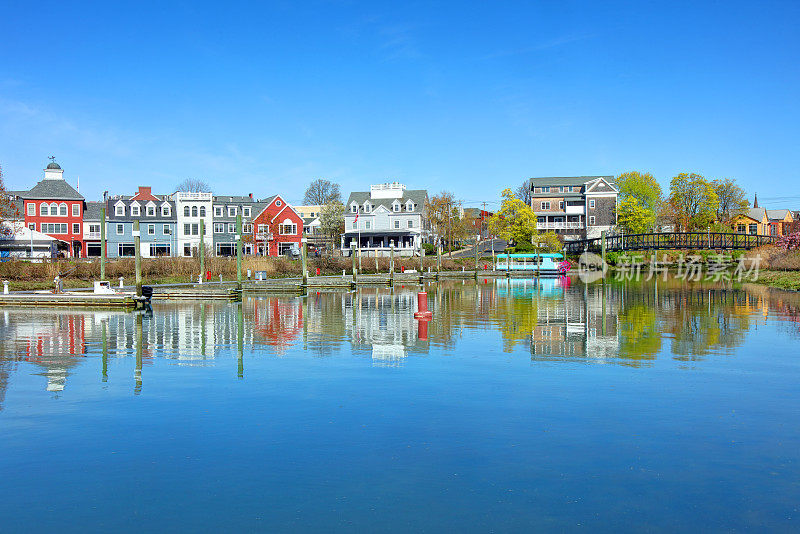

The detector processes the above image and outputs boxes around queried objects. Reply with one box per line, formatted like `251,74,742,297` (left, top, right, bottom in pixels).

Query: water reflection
0,277,799,401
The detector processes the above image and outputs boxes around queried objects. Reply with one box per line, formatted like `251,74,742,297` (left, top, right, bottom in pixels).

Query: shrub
422,243,436,256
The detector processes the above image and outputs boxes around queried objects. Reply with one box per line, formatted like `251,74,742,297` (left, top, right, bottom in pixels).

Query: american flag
354,206,359,222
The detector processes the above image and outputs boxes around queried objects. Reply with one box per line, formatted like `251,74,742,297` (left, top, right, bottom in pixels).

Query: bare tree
0,165,20,237
176,178,211,192
514,178,532,206
303,179,341,205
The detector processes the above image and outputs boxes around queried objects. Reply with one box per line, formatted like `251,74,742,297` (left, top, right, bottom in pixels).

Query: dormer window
350,203,358,213
392,201,400,212
116,204,125,216
228,206,237,217
406,201,414,212
363,203,371,213
162,206,171,217
243,207,251,218
541,186,550,193
214,206,223,217
131,206,140,216
147,205,155,216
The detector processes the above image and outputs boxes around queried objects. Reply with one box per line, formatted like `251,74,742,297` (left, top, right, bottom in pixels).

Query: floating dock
0,292,139,308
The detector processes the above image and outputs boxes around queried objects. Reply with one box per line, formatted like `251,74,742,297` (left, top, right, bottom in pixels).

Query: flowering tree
776,232,800,250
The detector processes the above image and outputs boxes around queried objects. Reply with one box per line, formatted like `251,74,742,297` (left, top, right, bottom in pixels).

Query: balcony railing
537,222,584,230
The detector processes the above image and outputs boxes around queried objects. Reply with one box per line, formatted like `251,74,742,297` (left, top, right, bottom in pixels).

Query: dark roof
84,201,105,221
766,209,790,220
21,179,84,200
345,189,427,214
46,162,62,170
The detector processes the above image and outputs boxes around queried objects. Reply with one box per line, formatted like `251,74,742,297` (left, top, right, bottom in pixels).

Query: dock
0,292,139,308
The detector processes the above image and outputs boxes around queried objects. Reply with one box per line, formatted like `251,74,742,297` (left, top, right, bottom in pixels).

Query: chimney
249,193,253,201
138,186,152,198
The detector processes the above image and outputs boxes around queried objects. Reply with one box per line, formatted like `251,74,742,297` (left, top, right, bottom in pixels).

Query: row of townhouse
5,160,304,259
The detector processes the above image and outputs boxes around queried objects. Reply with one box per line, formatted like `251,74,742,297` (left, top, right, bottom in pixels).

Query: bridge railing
564,232,775,254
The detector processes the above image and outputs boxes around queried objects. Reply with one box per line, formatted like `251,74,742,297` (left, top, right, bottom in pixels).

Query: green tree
667,173,719,230
617,197,656,233
713,178,749,224
489,188,537,245
616,171,662,232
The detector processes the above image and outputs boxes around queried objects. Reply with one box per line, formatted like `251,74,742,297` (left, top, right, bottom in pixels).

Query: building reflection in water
0,278,799,400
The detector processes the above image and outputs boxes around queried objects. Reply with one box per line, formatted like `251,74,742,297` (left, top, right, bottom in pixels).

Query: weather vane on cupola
49,155,56,163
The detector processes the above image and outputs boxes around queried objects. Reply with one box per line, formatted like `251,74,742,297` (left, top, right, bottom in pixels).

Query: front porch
342,231,421,257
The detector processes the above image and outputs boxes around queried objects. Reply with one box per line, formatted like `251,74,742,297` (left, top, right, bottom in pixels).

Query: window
278,243,293,255
73,223,80,234
216,243,236,256
86,243,101,257
117,224,124,235
147,224,155,235
163,225,171,235
589,216,596,225
351,204,357,213
118,243,135,257
352,221,357,229
116,205,125,216
737,224,746,233
393,201,400,212
541,186,550,193
279,223,297,235
184,223,191,235
214,206,223,217
40,204,48,216
184,206,190,217
214,223,225,233
72,204,80,216
226,223,234,233
257,224,267,235
771,224,777,236
243,207,251,217
227,206,237,217
42,223,68,234
192,223,199,235
59,203,67,216
89,224,100,234
589,199,595,208
408,219,413,228
568,186,573,192
559,201,565,210
191,206,198,217
275,199,282,207
200,206,206,217
27,203,35,216
184,244,192,257
559,186,564,193
147,206,155,216
394,220,400,229
406,202,414,212
365,221,370,229
749,224,757,235
28,222,35,231
540,202,551,210
131,205,140,216
162,206,171,217
150,244,171,257
242,223,252,234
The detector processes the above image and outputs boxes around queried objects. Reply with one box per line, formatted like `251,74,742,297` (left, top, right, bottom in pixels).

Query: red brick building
20,160,85,258
252,195,303,256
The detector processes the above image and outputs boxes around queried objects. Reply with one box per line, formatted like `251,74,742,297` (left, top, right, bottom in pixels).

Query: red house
252,195,303,256
20,160,85,258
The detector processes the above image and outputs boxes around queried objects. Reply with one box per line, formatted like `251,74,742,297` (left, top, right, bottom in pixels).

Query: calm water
1,278,799,532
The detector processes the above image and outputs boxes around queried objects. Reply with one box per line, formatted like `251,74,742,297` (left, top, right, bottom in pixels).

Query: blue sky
1,1,798,210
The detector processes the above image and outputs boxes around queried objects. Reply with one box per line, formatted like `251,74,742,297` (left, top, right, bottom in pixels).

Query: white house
342,182,428,257
172,191,213,257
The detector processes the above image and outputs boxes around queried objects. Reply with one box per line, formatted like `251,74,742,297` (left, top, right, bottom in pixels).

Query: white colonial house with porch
342,183,428,257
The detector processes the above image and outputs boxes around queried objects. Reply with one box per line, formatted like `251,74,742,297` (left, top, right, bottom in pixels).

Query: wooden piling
351,244,358,285
100,207,106,281
133,220,142,297
236,213,243,287
199,219,205,279
389,244,395,286
301,237,308,286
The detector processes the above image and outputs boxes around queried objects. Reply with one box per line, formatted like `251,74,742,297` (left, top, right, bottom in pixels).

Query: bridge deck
565,232,774,254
